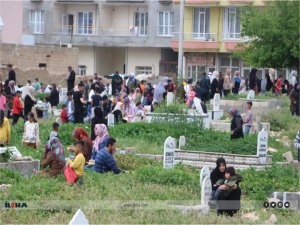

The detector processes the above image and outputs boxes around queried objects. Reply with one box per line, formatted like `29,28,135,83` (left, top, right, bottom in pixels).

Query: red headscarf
72,128,89,140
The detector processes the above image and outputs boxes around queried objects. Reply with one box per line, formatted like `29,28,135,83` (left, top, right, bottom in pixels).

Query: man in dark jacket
111,71,122,96
67,66,76,91
199,72,211,103
7,64,16,82
95,137,122,174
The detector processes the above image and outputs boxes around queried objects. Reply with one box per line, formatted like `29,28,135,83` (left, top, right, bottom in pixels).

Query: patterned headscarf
45,136,65,161
93,124,109,152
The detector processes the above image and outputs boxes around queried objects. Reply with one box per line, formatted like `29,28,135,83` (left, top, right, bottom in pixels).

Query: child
214,167,242,199
65,91,74,122
0,110,11,147
134,102,145,122
12,90,24,126
49,122,60,140
43,97,50,119
66,141,86,185
22,112,39,149
186,86,196,108
60,104,68,123
243,101,253,135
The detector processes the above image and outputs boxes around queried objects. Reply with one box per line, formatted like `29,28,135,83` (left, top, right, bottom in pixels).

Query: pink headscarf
93,124,108,152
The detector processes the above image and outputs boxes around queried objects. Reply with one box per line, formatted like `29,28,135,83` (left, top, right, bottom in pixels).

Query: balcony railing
173,32,218,42
222,32,241,40
157,25,175,37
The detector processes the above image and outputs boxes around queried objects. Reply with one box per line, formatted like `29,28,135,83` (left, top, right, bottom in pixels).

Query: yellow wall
184,7,193,34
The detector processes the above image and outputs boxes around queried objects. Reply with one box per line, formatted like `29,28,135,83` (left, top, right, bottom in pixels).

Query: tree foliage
240,1,300,71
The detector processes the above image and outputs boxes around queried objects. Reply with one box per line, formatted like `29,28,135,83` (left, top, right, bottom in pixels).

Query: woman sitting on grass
71,128,93,162
40,136,65,177
22,112,39,149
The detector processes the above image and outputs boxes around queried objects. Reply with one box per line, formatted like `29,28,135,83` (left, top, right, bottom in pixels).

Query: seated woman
210,157,242,216
71,128,93,162
91,107,105,140
112,102,127,124
85,124,109,169
40,137,65,177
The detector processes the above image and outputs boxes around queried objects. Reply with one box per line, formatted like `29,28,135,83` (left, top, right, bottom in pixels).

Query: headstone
213,93,220,111
163,136,176,169
257,129,268,164
282,151,293,163
69,209,89,225
194,97,204,115
200,176,212,206
178,136,186,150
107,113,115,127
0,146,22,157
60,88,68,104
247,90,255,100
199,165,210,187
166,92,174,106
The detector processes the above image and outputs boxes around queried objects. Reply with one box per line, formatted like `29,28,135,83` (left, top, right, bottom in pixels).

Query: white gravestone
194,97,204,115
179,136,186,150
163,136,176,169
247,90,255,100
69,209,89,225
199,165,210,187
213,93,220,111
201,176,212,206
0,146,22,157
60,88,68,104
107,113,115,127
257,128,268,164
166,92,175,106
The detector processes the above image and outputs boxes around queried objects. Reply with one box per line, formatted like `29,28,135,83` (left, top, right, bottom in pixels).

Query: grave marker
107,113,115,127
194,97,204,115
247,90,255,100
166,92,175,106
179,136,186,150
213,93,220,111
201,176,212,206
257,128,268,164
69,209,89,225
0,146,22,157
163,136,176,169
199,165,210,187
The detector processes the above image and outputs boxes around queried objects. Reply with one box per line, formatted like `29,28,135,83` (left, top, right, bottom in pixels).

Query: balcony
171,32,219,51
56,0,95,2
173,0,220,5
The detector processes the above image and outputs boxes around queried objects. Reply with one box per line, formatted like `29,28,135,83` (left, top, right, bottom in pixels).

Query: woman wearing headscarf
123,97,134,122
24,86,36,120
229,108,244,140
249,68,258,94
91,107,105,140
91,124,109,160
112,101,126,124
49,83,59,107
210,157,226,200
152,80,167,104
40,136,66,177
72,128,93,161
132,88,142,104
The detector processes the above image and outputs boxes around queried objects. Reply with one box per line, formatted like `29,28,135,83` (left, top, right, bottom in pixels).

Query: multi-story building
171,0,288,81
22,0,180,76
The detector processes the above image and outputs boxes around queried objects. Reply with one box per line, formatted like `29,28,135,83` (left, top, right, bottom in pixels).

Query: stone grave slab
107,113,115,127
166,92,175,106
0,146,22,157
257,129,268,164
201,176,212,206
213,93,220,111
163,136,176,169
199,165,210,187
69,209,89,225
193,97,204,115
179,136,186,150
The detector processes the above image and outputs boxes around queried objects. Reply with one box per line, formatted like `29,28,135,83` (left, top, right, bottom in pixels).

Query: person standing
67,66,76,91
249,68,258,95
199,72,210,103
111,71,123,96
7,64,16,82
223,70,232,97
33,78,41,92
73,82,87,123
49,83,59,107
12,90,24,126
243,102,253,135
218,72,224,97
230,108,244,140
232,71,241,95
210,71,219,99
275,75,283,95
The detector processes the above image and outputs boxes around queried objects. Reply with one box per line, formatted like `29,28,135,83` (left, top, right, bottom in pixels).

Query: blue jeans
243,125,251,135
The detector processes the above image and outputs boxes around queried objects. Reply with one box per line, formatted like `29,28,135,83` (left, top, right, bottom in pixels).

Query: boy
214,167,242,199
60,104,68,123
67,141,86,185
12,90,24,126
49,122,60,140
243,101,253,135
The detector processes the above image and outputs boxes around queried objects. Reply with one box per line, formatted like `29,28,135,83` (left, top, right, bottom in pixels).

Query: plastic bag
64,166,77,184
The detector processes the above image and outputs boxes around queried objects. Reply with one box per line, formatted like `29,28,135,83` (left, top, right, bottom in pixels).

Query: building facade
171,0,288,81
22,0,179,76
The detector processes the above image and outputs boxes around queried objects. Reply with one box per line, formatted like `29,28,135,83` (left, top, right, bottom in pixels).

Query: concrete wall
0,1,23,44
78,46,95,75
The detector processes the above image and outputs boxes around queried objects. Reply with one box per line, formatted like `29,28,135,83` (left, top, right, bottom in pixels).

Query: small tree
240,1,300,76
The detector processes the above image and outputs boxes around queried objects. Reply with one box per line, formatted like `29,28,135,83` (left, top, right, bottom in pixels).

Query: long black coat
230,116,244,139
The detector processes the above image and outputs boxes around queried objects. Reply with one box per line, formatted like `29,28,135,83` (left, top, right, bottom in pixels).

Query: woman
123,97,134,122
230,108,244,140
24,87,36,120
132,88,142,104
223,69,232,97
40,136,65,177
249,68,258,94
217,72,224,97
112,102,126,124
0,110,11,147
210,71,219,98
72,128,93,162
22,112,39,149
49,83,59,107
91,107,105,140
210,157,242,216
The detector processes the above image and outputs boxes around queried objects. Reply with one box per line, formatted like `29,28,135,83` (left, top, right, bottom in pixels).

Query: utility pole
177,0,184,79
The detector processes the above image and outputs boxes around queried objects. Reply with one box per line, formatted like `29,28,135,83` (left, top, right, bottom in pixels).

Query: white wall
78,46,95,75
127,47,161,75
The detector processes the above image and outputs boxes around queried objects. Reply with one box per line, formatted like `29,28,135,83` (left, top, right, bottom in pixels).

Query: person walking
67,66,76,91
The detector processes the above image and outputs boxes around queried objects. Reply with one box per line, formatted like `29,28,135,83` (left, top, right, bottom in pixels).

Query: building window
77,12,93,35
186,65,205,81
136,66,152,75
134,11,148,36
219,54,241,74
158,12,174,36
78,65,86,75
223,7,241,40
30,10,45,34
193,8,210,39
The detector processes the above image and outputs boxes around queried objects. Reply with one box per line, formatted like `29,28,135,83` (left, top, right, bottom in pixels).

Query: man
73,82,87,123
67,66,76,91
7,64,16,82
199,72,210,103
233,71,241,95
95,137,122,174
111,71,122,96
102,95,112,123
243,101,253,135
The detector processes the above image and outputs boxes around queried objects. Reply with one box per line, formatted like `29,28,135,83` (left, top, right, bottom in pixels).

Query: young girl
22,112,40,149
186,86,196,108
67,141,86,185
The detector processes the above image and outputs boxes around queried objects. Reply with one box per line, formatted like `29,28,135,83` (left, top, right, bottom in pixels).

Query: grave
166,92,175,106
257,129,268,164
163,136,176,169
0,146,22,158
199,165,210,187
59,87,68,104
213,93,220,111
201,176,212,206
178,136,186,150
69,209,89,225
247,90,255,100
107,113,115,127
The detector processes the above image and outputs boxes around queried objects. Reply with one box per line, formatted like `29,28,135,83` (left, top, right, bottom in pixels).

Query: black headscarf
91,107,105,140
210,157,226,191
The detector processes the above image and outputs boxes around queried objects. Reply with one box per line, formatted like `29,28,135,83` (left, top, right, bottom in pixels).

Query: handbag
64,165,77,184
